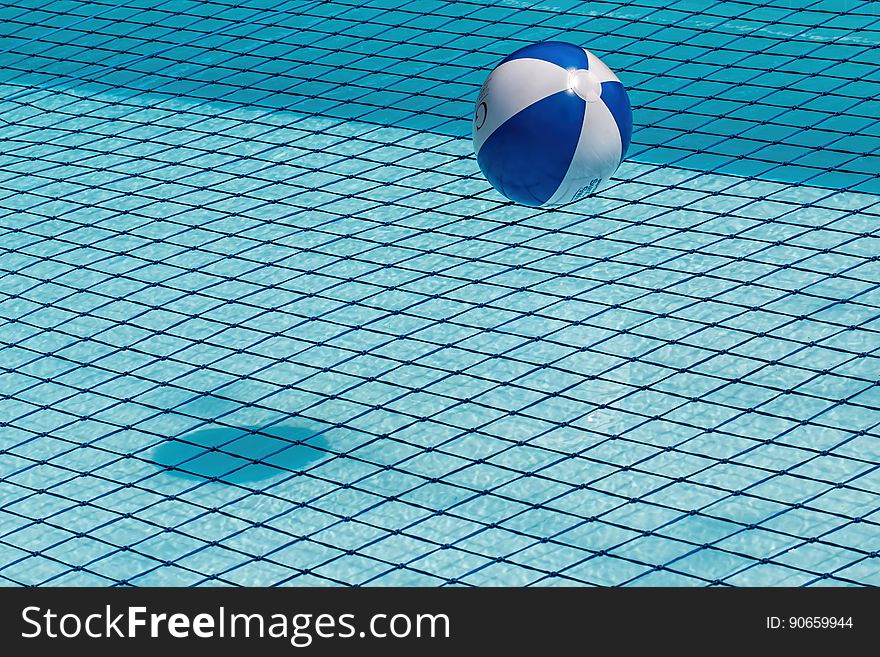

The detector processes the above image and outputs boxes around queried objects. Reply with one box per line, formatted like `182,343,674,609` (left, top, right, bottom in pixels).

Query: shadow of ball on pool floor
152,425,330,484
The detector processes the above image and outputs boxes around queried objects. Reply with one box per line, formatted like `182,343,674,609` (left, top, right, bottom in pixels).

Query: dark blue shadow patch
152,425,330,484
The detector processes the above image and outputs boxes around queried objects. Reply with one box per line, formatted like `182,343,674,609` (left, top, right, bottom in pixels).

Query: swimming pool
1,0,878,586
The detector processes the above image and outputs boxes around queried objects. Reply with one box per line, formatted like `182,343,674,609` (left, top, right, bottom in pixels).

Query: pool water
1,0,879,586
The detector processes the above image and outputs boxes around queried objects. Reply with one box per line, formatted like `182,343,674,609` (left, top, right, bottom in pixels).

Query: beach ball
472,42,632,207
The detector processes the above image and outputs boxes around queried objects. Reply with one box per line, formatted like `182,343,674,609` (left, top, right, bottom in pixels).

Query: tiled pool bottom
2,90,880,586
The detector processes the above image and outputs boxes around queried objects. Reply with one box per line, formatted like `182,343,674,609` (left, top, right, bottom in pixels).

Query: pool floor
1,0,879,586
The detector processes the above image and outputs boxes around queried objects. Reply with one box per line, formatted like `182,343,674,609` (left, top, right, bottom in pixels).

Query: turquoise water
1,0,879,586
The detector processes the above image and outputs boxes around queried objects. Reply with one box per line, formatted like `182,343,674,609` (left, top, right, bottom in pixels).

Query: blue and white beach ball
473,42,632,207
